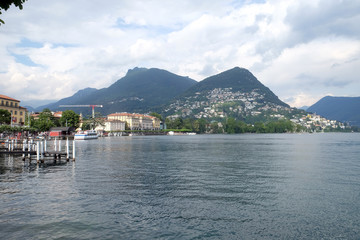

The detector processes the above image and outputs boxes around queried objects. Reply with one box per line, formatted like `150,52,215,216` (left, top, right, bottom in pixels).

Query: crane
59,105,103,119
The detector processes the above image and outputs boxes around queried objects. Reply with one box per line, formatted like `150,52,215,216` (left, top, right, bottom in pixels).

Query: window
20,118,23,123
15,111,17,115
1,100,3,105
6,101,8,106
20,111,23,115
15,103,18,107
10,102,13,107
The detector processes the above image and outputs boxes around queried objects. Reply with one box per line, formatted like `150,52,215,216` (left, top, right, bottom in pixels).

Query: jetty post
40,141,44,163
36,141,40,163
66,138,69,161
54,138,57,151
72,140,76,161
59,139,62,152
28,139,32,159
22,139,26,161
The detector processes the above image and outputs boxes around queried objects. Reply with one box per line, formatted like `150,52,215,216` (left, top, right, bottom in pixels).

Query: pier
0,138,76,163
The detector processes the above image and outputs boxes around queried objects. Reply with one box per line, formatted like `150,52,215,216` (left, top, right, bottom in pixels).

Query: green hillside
180,67,288,107
39,67,197,115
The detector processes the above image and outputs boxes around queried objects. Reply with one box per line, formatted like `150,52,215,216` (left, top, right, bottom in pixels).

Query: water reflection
0,154,74,176
1,134,360,239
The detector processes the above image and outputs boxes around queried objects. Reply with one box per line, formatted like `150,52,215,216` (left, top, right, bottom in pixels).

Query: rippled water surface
1,133,360,239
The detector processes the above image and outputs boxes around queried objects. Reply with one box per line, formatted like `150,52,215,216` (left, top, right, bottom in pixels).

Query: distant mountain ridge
37,67,292,122
40,87,98,111
307,96,360,126
38,67,197,115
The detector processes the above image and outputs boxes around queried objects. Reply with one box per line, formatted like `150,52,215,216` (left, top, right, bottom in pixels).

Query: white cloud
258,37,360,107
0,0,359,108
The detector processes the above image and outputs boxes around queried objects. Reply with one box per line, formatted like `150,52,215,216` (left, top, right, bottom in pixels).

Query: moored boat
74,130,98,140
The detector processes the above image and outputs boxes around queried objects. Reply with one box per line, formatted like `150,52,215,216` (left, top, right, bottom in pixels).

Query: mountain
161,67,293,122
307,96,360,126
39,68,197,115
182,67,288,107
37,87,98,111
22,99,58,110
298,106,309,111
37,67,296,122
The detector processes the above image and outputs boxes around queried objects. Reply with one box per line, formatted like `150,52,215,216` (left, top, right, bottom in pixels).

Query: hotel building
0,94,27,125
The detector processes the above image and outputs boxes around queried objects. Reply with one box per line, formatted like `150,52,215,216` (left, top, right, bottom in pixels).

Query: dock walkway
0,138,76,163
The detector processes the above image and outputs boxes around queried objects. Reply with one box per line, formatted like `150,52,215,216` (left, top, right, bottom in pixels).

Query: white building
105,120,126,132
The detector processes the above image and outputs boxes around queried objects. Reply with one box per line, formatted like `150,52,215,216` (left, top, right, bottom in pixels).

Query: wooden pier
0,138,76,163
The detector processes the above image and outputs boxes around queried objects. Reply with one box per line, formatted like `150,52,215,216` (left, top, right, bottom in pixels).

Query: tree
225,117,237,134
32,108,59,131
0,0,27,25
195,119,207,133
254,122,266,133
82,112,104,130
210,121,223,134
60,110,80,128
149,112,163,121
0,109,11,124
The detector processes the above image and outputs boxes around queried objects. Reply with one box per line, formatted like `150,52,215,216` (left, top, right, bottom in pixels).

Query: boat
74,130,98,140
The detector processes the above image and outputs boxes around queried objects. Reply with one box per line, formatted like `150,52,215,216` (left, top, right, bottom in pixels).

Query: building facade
0,94,27,125
104,120,126,132
107,113,160,130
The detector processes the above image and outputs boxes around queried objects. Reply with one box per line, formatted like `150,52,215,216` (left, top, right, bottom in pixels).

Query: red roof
0,94,20,102
107,112,154,119
108,112,133,117
53,111,63,118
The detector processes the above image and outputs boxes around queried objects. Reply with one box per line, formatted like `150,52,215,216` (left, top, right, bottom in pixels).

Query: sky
1,0,359,108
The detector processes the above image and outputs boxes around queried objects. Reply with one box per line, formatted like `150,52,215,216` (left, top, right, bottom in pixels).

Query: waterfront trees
60,110,80,128
81,112,104,130
32,108,58,131
164,116,302,134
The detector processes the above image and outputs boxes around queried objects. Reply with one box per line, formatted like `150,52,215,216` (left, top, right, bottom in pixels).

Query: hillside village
166,88,290,119
165,87,346,132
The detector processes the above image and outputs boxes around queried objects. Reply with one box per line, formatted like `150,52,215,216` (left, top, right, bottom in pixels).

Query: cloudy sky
1,0,359,108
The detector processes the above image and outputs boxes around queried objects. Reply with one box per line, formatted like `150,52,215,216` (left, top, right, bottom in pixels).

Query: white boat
74,130,98,140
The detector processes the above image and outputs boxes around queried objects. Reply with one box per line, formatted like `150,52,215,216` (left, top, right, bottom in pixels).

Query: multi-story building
107,113,160,130
104,120,126,132
135,114,154,130
149,116,161,130
0,94,27,125
108,113,140,130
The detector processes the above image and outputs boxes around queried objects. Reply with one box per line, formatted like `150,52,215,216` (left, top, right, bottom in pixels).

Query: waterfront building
0,94,27,125
107,113,160,130
104,120,126,132
108,113,140,130
149,116,161,130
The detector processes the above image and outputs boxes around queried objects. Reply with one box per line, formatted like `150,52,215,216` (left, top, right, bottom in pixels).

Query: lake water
1,133,360,239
